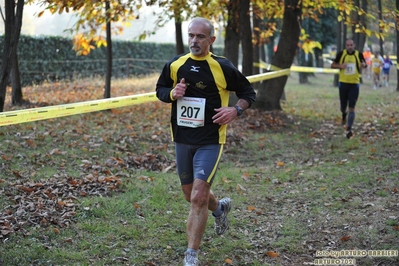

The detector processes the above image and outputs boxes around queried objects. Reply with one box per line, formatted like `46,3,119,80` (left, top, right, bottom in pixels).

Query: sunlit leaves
301,0,396,41
73,34,96,56
40,0,141,55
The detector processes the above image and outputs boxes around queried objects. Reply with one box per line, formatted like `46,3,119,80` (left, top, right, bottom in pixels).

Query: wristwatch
234,105,243,116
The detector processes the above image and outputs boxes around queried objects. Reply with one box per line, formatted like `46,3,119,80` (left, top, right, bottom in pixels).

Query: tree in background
40,0,141,99
297,7,337,84
239,0,252,77
223,0,240,67
2,0,398,112
0,0,24,112
397,0,399,92
155,0,190,55
351,0,367,53
254,0,302,111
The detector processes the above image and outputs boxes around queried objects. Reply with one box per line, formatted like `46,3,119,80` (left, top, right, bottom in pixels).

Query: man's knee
190,181,211,207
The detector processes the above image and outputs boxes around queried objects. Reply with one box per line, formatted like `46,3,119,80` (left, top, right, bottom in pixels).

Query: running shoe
346,130,353,139
183,250,198,266
214,197,231,235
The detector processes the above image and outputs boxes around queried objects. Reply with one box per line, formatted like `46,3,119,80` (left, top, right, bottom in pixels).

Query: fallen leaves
0,175,123,239
266,251,279,258
247,205,256,211
224,258,233,264
340,235,351,242
276,161,285,167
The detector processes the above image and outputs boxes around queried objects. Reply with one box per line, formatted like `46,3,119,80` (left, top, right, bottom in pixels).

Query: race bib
344,63,356,75
373,62,381,68
384,63,390,68
176,97,206,128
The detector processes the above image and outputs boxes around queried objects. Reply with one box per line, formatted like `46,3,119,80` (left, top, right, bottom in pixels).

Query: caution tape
254,61,281,71
0,70,291,127
0,92,157,126
290,65,339,73
255,61,339,74
246,69,290,83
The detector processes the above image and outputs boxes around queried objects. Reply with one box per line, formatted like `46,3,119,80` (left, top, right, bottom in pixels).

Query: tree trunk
357,0,367,52
378,0,384,56
352,0,361,47
174,8,184,55
298,49,308,84
224,0,240,105
11,51,23,104
252,4,261,76
396,0,399,92
0,0,24,112
253,0,302,111
252,4,262,92
315,48,323,67
224,0,240,67
239,0,252,77
104,1,112,99
333,20,343,87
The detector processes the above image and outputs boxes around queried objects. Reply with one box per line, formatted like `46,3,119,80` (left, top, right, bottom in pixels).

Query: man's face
188,22,215,57
345,40,355,53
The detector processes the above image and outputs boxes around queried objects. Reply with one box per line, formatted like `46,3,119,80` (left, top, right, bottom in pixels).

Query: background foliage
3,35,223,86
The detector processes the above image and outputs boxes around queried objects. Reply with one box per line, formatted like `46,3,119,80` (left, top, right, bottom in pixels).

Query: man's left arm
358,52,367,68
213,69,256,124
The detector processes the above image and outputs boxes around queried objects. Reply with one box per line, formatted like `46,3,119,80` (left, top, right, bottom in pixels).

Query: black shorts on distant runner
339,82,359,111
175,143,223,185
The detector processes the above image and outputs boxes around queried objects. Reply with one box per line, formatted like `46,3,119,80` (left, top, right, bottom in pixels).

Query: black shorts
175,143,223,185
338,82,359,110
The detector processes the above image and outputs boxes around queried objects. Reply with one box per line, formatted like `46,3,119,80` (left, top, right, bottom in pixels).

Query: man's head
345,38,355,53
188,18,216,57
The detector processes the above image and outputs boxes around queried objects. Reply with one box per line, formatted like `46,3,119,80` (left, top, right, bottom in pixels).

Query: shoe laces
184,251,198,265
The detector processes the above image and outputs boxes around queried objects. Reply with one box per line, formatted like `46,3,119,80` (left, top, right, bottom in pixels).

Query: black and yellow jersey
156,52,256,145
334,49,366,84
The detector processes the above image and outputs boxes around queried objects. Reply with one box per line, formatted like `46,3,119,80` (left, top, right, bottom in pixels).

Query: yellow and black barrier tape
246,68,290,83
254,61,281,71
0,92,157,126
0,69,290,127
255,61,339,74
290,66,339,74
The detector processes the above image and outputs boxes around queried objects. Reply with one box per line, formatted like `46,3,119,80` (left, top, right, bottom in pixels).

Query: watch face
235,105,243,116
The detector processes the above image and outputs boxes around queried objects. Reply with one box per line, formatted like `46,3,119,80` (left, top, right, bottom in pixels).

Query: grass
0,71,399,265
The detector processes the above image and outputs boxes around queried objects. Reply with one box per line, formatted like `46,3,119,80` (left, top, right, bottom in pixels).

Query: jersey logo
190,66,200,72
195,81,207,89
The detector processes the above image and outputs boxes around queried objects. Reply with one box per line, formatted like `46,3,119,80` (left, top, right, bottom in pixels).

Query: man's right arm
331,51,343,69
156,64,175,103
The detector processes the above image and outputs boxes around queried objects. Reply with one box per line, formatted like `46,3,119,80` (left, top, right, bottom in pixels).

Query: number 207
180,106,200,118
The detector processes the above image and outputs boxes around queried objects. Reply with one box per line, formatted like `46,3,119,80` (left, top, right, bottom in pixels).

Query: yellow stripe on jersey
170,54,190,86
206,55,230,144
206,56,229,106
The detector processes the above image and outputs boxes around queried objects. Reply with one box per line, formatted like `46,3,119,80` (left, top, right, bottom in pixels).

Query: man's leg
346,84,359,138
184,179,212,250
339,84,348,125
